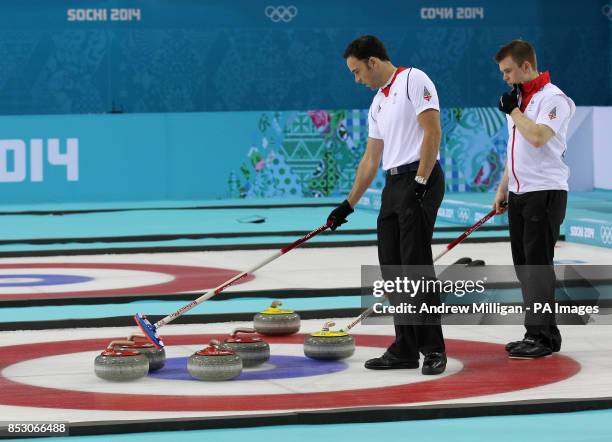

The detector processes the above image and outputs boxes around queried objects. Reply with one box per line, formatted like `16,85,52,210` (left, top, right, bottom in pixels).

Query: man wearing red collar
327,35,447,375
493,39,576,359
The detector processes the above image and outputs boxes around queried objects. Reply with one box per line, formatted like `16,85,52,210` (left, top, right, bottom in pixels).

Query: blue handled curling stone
304,321,355,360
222,328,270,367
253,300,300,335
94,341,150,382
115,334,166,371
188,340,243,381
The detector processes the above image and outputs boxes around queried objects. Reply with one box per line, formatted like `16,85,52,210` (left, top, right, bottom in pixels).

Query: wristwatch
415,176,427,185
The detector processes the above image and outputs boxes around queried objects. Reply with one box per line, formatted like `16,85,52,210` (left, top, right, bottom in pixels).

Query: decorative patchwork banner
0,105,598,206
232,107,509,199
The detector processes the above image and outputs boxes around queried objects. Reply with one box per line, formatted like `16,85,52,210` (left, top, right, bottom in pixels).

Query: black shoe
505,340,524,352
364,352,419,370
506,338,561,353
508,339,552,359
422,352,447,375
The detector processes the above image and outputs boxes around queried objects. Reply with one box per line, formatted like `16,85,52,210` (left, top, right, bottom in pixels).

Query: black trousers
377,162,445,360
508,190,567,349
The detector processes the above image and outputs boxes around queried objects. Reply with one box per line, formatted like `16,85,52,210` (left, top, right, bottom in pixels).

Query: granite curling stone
94,341,150,381
115,334,166,371
222,328,270,367
304,321,355,360
188,340,243,381
253,300,300,335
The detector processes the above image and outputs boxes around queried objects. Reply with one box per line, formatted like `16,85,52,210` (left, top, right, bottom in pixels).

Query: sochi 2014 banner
0,0,608,115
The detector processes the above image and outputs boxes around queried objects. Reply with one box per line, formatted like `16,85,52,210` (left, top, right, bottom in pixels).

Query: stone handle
127,334,148,343
322,321,335,331
231,328,257,337
107,340,136,349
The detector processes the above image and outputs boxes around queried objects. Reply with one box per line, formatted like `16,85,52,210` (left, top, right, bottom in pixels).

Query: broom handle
154,222,332,328
345,207,500,331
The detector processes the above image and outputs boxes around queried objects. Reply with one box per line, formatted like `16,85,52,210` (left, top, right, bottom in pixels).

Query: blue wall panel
0,104,599,205
0,112,260,203
0,0,609,115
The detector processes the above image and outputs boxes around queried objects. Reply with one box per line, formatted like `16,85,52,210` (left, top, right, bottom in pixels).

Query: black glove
405,179,428,207
498,84,519,115
413,180,427,205
327,199,354,230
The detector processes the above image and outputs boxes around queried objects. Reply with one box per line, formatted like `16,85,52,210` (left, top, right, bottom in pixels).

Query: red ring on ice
0,263,254,300
0,334,580,411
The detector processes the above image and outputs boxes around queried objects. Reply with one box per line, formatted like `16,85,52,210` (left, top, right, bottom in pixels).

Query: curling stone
304,321,355,360
222,328,270,367
94,341,150,382
114,334,166,371
253,300,300,335
188,340,243,381
453,257,472,265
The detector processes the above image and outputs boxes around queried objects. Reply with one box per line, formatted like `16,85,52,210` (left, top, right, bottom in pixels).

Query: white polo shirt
368,67,440,171
506,83,575,193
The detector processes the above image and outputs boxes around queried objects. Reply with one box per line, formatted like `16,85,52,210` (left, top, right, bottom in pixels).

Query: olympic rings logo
458,208,470,222
603,4,612,20
600,225,612,245
265,5,298,22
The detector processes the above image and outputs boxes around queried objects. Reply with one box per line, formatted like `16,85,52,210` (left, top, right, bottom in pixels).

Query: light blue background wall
0,105,603,205
0,112,259,203
0,1,609,204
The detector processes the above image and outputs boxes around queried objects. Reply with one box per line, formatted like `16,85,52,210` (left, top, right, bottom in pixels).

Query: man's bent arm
416,109,442,179
510,108,554,148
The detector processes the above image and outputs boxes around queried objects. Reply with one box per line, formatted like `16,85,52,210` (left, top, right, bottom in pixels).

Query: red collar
519,71,550,111
380,67,407,97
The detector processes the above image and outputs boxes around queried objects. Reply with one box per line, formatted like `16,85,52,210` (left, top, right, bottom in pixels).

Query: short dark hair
495,39,537,70
343,35,390,61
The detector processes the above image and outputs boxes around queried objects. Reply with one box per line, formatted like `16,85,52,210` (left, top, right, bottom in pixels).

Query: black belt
385,161,419,177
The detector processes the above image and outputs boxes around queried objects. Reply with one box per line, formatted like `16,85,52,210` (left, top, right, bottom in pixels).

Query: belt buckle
389,167,398,176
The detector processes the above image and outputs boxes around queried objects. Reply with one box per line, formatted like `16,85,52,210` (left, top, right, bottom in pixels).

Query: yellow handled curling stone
253,300,300,335
303,321,355,360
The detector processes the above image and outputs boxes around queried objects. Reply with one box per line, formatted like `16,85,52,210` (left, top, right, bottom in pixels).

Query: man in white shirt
327,35,446,375
493,39,575,358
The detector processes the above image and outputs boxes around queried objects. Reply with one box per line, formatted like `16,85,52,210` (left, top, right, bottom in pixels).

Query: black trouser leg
508,190,567,349
377,163,445,359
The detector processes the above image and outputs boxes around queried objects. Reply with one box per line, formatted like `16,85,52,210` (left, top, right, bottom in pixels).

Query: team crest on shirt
423,86,432,102
548,107,557,120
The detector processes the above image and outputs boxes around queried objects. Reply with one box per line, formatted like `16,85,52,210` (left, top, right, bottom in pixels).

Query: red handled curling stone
222,328,270,367
188,340,243,381
94,341,149,382
304,321,355,360
253,300,300,335
115,334,166,371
